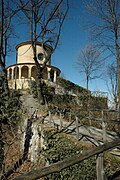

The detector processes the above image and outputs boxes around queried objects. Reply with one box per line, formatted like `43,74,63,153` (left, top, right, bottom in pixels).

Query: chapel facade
7,41,61,89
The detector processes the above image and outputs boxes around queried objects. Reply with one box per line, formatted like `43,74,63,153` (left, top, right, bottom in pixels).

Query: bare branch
77,44,104,90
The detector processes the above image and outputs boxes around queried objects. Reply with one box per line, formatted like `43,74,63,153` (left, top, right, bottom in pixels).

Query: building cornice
16,41,53,51
6,63,61,74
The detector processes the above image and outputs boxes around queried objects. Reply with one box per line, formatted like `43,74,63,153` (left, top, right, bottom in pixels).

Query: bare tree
16,0,69,104
77,44,103,90
0,0,11,95
0,0,27,95
83,0,120,111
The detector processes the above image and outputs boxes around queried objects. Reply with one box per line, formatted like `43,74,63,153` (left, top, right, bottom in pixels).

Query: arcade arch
21,66,28,78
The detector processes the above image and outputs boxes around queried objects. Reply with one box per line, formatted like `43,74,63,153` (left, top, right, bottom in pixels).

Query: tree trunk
3,70,9,95
36,70,45,105
33,56,45,105
86,75,89,91
86,75,89,109
114,27,120,133
0,62,9,95
0,0,9,96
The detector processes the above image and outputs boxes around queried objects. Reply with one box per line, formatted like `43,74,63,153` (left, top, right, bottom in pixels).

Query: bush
0,89,21,125
57,77,88,94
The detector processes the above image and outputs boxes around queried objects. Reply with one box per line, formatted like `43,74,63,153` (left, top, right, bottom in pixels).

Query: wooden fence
44,109,119,143
31,107,119,180
42,109,120,180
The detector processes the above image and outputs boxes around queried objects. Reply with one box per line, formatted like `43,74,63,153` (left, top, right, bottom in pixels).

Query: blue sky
6,1,109,94
52,1,108,93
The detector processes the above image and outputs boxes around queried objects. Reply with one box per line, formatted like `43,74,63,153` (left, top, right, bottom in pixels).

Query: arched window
31,66,36,79
50,69,54,82
9,68,12,80
13,67,19,79
21,66,28,78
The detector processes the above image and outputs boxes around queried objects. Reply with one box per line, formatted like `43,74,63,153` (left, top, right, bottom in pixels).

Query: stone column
53,70,57,82
7,69,9,79
28,66,32,79
47,67,51,80
14,66,18,79
11,67,14,79
19,66,22,79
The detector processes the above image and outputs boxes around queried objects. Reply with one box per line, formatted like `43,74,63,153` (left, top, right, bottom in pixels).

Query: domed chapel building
7,41,61,89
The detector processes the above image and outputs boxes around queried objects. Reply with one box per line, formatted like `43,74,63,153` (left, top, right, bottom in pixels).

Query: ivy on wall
57,77,88,94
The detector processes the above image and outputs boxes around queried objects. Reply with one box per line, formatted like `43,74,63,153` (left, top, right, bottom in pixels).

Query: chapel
7,41,61,89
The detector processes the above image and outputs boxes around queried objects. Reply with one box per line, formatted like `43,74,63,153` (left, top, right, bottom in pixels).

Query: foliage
31,77,89,98
30,80,38,98
44,129,96,180
89,96,108,109
57,77,88,94
104,153,120,178
43,128,120,179
0,140,4,171
0,86,21,125
31,79,89,109
0,77,21,173
30,80,55,99
31,80,108,122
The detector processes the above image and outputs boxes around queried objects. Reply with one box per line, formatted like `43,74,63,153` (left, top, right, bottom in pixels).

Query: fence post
69,112,71,122
75,116,79,139
96,154,104,180
96,110,107,180
60,113,63,130
30,107,33,117
101,110,107,143
89,110,92,126
49,111,52,126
